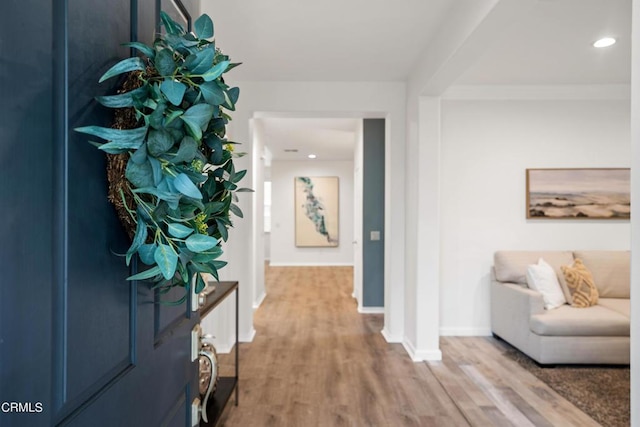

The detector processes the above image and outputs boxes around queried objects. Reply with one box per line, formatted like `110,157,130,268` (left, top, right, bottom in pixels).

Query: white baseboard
253,292,266,311
357,306,384,314
214,341,236,354
439,327,492,336
381,328,402,343
402,338,443,362
239,328,256,343
268,262,354,267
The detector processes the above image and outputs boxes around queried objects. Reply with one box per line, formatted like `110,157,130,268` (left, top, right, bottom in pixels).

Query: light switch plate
370,231,381,241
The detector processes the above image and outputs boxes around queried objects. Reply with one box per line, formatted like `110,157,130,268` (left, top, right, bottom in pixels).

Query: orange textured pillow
561,259,599,308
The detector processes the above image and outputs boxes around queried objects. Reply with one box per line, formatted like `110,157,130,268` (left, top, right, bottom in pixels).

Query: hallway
217,266,598,426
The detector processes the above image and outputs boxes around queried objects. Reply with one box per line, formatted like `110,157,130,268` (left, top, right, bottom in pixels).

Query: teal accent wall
363,119,385,307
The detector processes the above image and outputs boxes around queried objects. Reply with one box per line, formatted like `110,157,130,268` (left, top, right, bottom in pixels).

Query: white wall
252,119,266,309
630,2,639,424
440,99,631,335
270,160,354,266
353,121,364,305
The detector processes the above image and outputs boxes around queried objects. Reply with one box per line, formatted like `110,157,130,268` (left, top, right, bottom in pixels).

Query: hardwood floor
216,265,599,426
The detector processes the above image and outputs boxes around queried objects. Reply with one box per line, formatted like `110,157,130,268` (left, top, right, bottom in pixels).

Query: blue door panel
1,0,200,426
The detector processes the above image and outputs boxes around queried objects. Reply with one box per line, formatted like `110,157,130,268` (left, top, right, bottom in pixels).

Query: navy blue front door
1,1,200,426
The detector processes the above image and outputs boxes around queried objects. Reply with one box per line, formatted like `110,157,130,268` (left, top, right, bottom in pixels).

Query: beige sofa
491,250,630,364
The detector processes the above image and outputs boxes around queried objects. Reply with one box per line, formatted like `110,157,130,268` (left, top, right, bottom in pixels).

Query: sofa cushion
494,251,574,286
561,259,599,308
530,305,630,336
573,251,630,298
598,298,630,318
526,258,567,310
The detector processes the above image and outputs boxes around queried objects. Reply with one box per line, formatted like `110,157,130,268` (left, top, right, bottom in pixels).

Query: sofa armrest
490,279,544,349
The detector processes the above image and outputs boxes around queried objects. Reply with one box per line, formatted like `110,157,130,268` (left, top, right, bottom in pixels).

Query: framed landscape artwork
526,168,630,219
295,176,339,247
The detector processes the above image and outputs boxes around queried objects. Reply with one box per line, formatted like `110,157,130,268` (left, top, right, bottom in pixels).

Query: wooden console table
199,281,239,426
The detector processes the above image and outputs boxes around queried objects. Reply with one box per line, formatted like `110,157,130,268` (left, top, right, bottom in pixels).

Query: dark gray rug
501,344,630,427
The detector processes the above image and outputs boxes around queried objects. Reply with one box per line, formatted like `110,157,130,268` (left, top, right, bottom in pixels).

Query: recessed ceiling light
308,154,317,159
593,37,616,48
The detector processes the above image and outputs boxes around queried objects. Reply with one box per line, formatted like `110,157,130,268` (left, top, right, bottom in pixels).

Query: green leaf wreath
76,12,249,298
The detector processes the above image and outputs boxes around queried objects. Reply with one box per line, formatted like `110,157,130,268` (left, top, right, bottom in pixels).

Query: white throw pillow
526,258,567,310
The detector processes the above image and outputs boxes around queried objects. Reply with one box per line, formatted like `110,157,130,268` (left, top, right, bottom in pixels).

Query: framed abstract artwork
294,176,339,247
526,168,630,219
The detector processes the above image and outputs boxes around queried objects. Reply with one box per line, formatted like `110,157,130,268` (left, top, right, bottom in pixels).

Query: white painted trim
357,306,384,314
268,262,354,267
381,328,402,343
402,338,443,362
214,342,236,354
439,327,492,337
253,292,266,311
442,84,631,101
239,328,256,343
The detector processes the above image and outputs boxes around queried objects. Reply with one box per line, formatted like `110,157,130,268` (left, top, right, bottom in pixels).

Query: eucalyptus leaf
74,125,147,143
155,49,176,76
130,144,148,165
195,272,206,294
154,243,178,280
184,49,214,75
96,85,149,108
194,14,214,39
148,157,162,186
174,173,202,199
160,79,187,106
165,109,184,126
199,60,230,81
232,169,247,183
216,219,229,241
122,41,155,58
126,265,162,281
138,243,157,265
204,201,225,215
227,87,240,105
133,186,181,207
181,103,214,130
96,141,140,154
160,11,184,35
148,103,168,129
172,136,198,163
126,218,148,265
200,81,226,106
147,129,175,157
167,222,194,238
180,104,214,141
229,203,243,218
185,234,219,252
212,260,227,270
165,34,198,50
125,159,154,188
99,57,145,83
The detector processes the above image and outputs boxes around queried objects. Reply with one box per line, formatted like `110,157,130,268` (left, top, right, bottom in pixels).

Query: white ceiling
456,0,631,85
203,0,630,162
202,0,455,81
257,118,358,161
203,0,630,85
